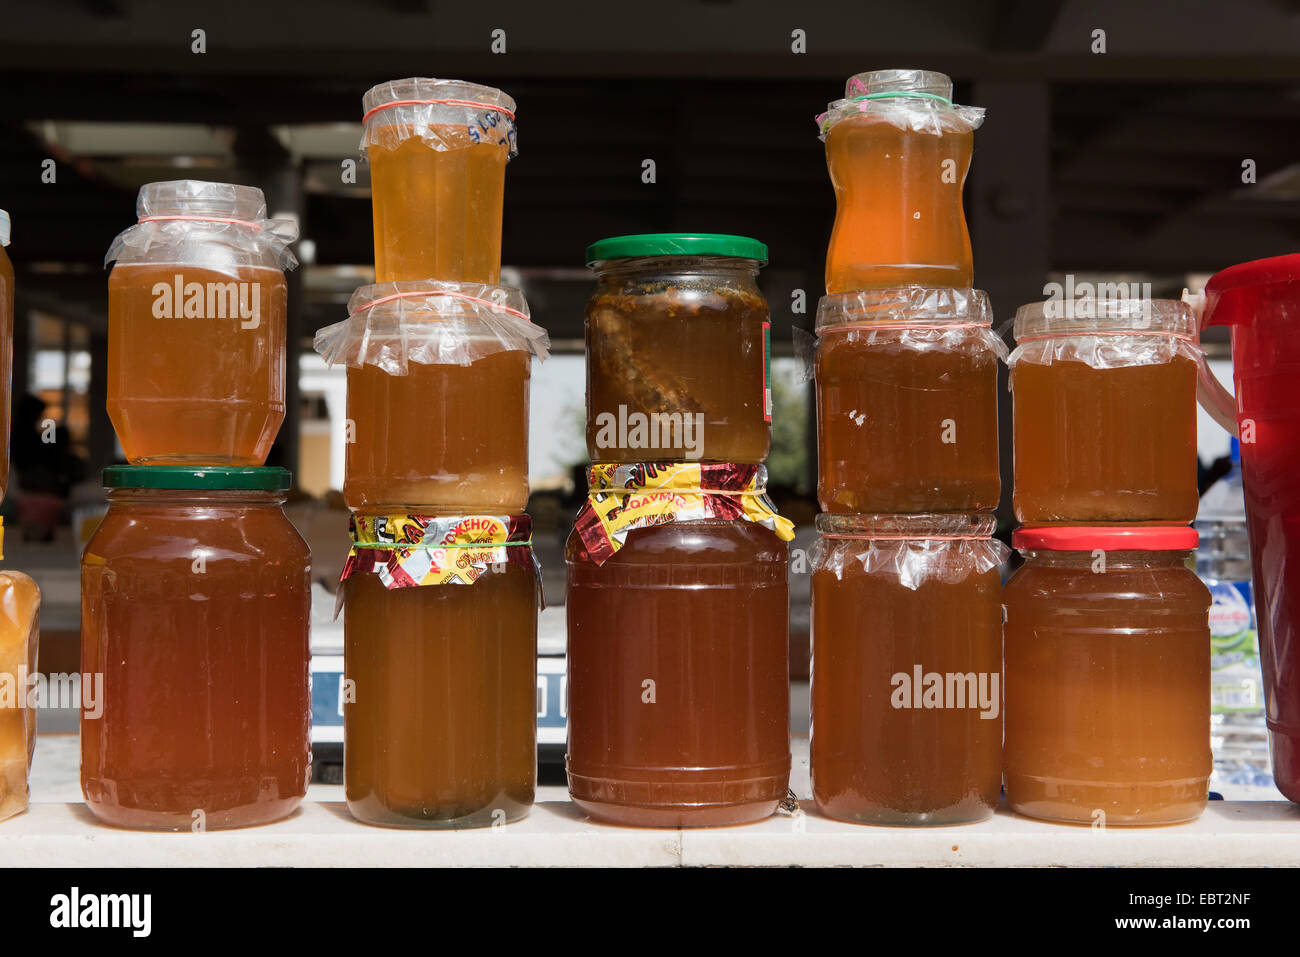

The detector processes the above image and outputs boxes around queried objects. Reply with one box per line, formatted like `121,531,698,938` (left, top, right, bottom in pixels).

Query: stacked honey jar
0,211,43,824
1002,296,1211,825
85,180,312,828
565,233,796,826
313,78,549,828
807,69,1008,825
808,68,1213,828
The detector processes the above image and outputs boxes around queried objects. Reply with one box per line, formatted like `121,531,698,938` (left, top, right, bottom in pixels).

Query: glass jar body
585,257,770,464
565,519,790,826
1004,549,1212,825
80,489,311,829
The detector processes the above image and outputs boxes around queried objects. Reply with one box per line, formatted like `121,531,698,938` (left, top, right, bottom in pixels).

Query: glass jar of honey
815,287,1004,513
818,70,985,292
585,234,771,464
80,466,311,830
342,513,538,828
810,512,1006,825
1010,297,1201,524
362,78,517,284
0,210,13,501
314,281,548,513
566,463,794,827
0,568,40,822
105,181,298,466
1004,525,1212,826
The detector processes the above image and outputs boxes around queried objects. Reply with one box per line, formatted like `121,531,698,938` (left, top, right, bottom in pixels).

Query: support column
86,331,114,472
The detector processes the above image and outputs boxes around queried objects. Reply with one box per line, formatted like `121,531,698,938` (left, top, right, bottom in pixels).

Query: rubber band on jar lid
104,180,299,273
799,287,1007,382
313,279,550,374
362,98,517,124
816,287,998,335
356,288,532,323
361,77,518,159
817,69,985,138
811,512,1009,588
1007,297,1204,372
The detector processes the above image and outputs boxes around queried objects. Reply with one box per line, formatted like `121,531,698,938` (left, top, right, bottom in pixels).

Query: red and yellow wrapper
573,462,795,566
339,512,539,596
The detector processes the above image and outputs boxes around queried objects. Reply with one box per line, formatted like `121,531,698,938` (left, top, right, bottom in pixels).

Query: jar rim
815,512,997,539
816,287,991,332
347,279,530,322
1014,297,1196,339
361,77,516,121
846,69,953,100
137,180,268,222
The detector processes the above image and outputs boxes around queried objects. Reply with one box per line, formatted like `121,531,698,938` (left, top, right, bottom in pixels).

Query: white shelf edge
3,799,1298,868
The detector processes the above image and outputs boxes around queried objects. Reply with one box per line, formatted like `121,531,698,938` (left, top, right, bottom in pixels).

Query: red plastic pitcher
1198,253,1300,802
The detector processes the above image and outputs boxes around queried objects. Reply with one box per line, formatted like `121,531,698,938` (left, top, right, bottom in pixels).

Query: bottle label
1207,579,1264,714
763,319,773,422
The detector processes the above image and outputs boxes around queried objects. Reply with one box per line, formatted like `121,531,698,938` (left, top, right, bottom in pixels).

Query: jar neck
817,512,996,540
591,256,762,283
107,488,287,508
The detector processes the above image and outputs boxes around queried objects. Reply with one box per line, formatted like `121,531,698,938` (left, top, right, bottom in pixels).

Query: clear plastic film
1007,297,1203,376
104,180,298,277
797,286,1008,382
313,280,550,375
817,69,984,139
361,77,518,159
0,570,40,822
809,512,1008,591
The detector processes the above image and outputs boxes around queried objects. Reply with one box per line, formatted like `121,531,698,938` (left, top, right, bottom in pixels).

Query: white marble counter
8,734,1299,867
3,795,1298,868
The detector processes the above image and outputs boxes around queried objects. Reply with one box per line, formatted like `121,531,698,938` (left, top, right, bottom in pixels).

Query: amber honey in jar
1004,525,1212,826
0,568,40,822
363,78,516,283
105,181,297,466
80,466,311,830
810,512,1005,825
1010,297,1201,524
585,235,771,464
818,70,985,292
342,513,538,828
565,463,794,827
0,211,14,501
314,281,548,513
816,288,1003,514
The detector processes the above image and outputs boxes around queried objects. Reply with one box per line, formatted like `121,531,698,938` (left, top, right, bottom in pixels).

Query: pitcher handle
1184,289,1240,437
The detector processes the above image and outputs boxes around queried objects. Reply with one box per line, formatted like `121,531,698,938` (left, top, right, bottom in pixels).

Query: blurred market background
1,0,1297,780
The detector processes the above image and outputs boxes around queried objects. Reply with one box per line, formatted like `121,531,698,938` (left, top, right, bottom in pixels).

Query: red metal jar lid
1012,525,1198,551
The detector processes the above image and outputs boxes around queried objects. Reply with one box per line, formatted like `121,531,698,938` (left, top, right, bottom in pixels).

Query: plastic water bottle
1196,438,1274,790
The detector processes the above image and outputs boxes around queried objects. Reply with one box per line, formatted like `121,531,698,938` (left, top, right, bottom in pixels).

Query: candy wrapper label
337,513,541,616
574,462,795,566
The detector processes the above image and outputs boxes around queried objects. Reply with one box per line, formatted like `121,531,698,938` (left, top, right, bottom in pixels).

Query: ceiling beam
989,0,1065,52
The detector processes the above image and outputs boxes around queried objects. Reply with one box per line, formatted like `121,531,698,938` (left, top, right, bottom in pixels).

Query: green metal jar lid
103,465,292,491
585,233,768,265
